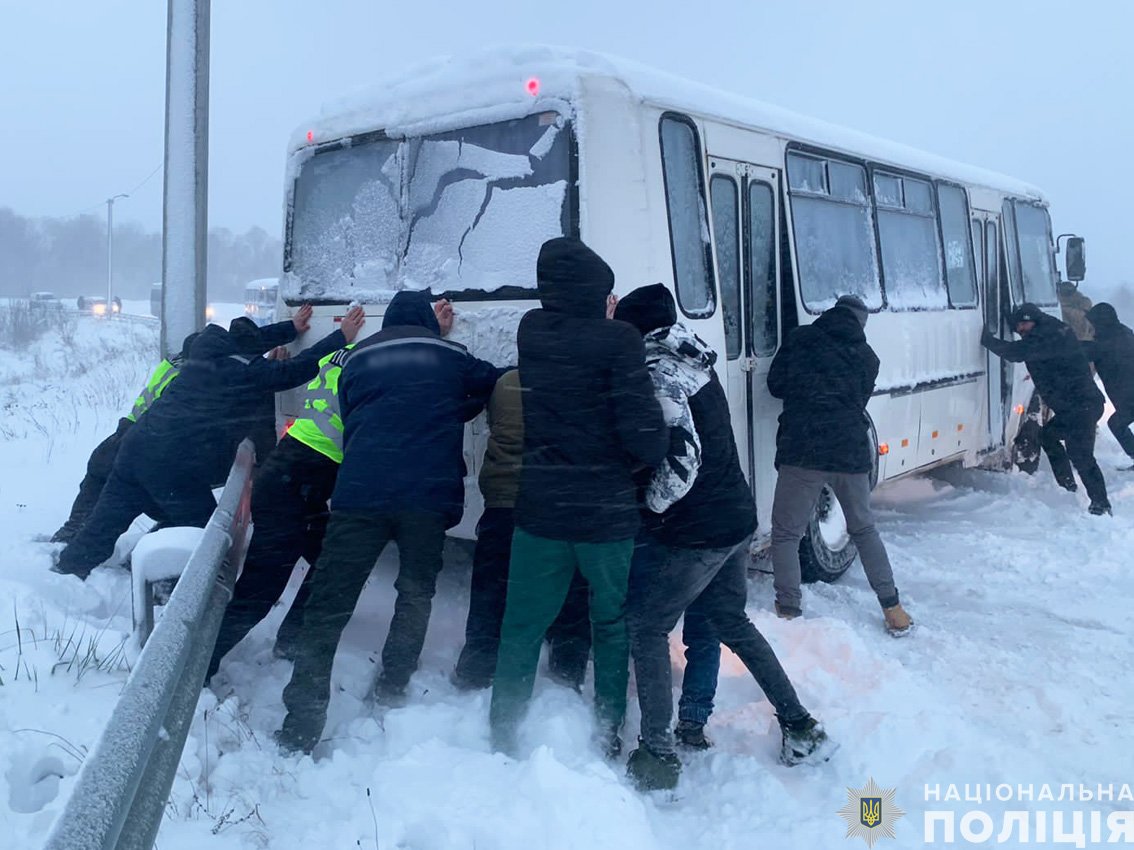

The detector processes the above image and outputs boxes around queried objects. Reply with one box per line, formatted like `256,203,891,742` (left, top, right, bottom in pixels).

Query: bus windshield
1013,202,1058,306
285,111,572,303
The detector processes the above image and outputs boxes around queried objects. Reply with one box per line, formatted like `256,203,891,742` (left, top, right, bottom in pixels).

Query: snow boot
883,603,914,637
373,676,407,708
1088,500,1113,516
674,720,713,750
627,743,681,791
775,601,802,620
779,716,837,767
1056,475,1078,493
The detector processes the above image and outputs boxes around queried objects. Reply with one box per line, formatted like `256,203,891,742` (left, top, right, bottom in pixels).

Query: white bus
244,278,279,327
275,47,1082,581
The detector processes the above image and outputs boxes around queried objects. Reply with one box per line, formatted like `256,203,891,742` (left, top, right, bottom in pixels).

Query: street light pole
106,193,128,311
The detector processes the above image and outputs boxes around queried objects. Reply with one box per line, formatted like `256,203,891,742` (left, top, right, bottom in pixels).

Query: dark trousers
208,437,337,680
627,533,807,756
1108,405,1134,460
280,509,446,751
1042,409,1109,503
455,507,591,689
55,454,217,578
676,577,723,726
52,418,133,543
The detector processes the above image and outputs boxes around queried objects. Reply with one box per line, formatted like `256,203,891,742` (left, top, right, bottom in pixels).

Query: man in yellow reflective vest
49,332,199,544
208,341,355,680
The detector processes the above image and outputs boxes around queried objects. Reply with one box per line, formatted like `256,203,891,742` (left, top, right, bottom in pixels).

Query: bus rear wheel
799,486,857,583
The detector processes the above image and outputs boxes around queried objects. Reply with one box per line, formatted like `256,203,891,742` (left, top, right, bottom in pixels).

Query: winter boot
1055,475,1079,493
627,743,681,791
373,675,407,708
674,720,713,751
779,716,837,767
1088,500,1113,516
883,603,913,637
775,601,802,620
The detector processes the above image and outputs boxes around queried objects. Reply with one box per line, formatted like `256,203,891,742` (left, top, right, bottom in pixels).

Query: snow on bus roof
293,45,1043,200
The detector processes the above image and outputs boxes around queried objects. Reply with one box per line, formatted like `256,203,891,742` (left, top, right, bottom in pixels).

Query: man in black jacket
983,303,1110,514
277,290,502,754
490,238,668,757
1084,302,1134,468
768,295,912,634
614,285,833,791
54,307,357,579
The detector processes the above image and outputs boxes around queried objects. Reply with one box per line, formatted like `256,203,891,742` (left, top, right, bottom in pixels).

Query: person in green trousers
489,238,668,757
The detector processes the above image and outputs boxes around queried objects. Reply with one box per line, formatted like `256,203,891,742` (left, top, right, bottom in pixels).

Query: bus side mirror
1064,236,1086,281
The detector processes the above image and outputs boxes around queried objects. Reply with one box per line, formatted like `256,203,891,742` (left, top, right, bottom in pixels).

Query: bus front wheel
799,486,857,583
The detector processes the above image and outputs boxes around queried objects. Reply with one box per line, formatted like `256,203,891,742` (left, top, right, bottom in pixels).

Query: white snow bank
130,527,205,584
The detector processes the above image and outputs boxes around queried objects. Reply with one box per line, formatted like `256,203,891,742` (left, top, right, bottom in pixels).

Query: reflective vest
287,345,354,463
126,356,182,422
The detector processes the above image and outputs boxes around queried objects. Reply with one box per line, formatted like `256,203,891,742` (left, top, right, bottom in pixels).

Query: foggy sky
2,0,1131,292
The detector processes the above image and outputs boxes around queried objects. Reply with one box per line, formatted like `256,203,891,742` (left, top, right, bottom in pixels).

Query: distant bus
276,47,1084,575
244,278,279,327
150,282,162,318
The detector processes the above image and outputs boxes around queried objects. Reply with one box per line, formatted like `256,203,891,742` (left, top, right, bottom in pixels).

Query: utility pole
160,0,210,358
106,193,128,311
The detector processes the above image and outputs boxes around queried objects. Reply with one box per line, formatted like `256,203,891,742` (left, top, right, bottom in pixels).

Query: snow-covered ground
1,318,1132,849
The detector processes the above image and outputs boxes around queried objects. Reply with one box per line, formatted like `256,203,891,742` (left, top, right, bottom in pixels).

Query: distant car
77,295,122,318
244,278,279,327
151,282,216,322
29,291,64,312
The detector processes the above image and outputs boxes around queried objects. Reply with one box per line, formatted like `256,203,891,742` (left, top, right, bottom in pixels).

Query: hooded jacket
123,319,346,485
332,290,502,527
982,304,1103,416
514,237,668,543
767,304,879,474
639,324,756,548
1083,303,1134,409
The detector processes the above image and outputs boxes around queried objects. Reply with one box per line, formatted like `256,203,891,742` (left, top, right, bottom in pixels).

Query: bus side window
659,114,716,318
709,174,741,359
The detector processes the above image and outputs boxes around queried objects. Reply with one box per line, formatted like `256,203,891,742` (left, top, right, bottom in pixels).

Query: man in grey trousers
766,295,913,637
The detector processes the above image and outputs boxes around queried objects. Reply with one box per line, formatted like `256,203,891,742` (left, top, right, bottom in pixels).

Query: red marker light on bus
525,77,540,97
878,443,890,456
306,130,315,143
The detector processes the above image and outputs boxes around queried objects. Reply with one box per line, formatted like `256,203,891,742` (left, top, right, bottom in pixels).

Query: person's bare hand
340,305,366,343
605,293,619,320
292,304,313,334
434,298,455,337
267,346,291,361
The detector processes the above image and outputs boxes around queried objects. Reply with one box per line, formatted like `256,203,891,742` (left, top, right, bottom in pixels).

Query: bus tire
799,485,857,584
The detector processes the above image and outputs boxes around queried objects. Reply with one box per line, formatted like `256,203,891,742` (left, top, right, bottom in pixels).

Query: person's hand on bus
292,304,314,334
340,305,366,343
606,293,619,320
267,346,291,361
434,298,455,337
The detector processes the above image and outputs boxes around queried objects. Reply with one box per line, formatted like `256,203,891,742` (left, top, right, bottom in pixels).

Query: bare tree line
0,207,281,303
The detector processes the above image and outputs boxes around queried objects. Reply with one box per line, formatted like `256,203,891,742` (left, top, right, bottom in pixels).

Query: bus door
972,214,1010,447
708,159,781,533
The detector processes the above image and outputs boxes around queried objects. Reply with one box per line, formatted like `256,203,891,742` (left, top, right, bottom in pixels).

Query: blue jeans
677,593,721,726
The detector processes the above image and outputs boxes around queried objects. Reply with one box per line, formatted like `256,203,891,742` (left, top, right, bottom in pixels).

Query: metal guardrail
44,440,255,850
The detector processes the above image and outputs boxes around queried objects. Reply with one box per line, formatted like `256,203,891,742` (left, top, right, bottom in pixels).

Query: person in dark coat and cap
1083,302,1134,468
55,305,358,579
277,290,504,755
489,237,668,758
767,295,913,634
614,284,834,791
983,303,1111,513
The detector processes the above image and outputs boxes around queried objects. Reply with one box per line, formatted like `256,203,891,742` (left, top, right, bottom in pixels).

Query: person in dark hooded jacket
614,284,833,791
1084,302,1134,467
489,237,668,758
983,303,1110,513
50,331,200,544
277,290,503,754
54,306,354,579
767,295,912,635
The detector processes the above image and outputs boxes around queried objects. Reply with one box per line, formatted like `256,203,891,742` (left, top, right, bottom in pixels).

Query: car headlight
205,305,216,320
92,303,107,316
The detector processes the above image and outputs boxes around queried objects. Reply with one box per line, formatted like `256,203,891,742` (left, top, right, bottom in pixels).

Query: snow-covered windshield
285,112,572,303
1013,202,1058,306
